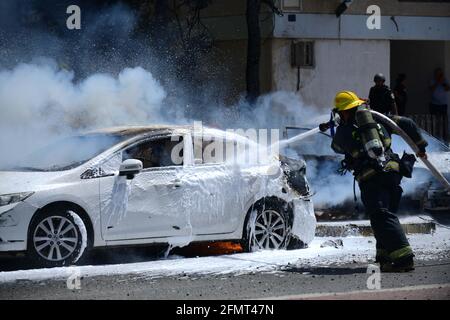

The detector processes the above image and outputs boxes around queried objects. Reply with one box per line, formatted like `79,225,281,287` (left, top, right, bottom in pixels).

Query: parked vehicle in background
283,125,450,215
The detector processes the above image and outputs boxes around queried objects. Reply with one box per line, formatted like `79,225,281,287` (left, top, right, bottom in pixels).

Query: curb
315,219,436,237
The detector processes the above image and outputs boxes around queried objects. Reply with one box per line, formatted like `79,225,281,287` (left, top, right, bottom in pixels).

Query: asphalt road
2,216,449,300
1,257,449,300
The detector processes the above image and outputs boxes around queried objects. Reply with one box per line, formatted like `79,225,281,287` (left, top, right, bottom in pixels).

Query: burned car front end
203,128,317,250
280,156,316,247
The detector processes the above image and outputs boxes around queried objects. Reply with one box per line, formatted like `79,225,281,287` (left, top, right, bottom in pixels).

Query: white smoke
305,159,356,208
0,59,437,211
0,60,168,166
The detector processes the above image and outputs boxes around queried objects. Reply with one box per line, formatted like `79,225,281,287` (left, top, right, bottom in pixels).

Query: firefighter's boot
381,246,415,272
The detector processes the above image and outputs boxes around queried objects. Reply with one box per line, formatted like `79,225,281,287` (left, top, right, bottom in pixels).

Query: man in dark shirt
369,73,398,115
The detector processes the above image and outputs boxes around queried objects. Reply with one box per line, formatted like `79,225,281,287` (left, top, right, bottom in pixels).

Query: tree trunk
246,0,261,104
154,0,169,25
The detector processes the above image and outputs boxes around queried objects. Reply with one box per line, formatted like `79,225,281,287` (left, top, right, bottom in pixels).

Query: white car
0,125,316,267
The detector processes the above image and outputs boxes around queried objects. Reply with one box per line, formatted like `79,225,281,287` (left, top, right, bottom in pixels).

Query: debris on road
320,239,344,249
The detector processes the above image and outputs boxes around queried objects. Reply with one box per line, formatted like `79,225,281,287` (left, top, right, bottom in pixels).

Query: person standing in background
369,73,398,115
429,68,449,142
394,74,407,116
429,68,449,115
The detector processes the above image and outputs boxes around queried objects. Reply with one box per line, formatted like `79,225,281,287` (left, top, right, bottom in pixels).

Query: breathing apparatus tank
355,106,385,163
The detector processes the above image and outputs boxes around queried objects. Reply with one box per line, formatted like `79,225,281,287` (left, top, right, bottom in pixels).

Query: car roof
86,125,193,136
84,125,258,148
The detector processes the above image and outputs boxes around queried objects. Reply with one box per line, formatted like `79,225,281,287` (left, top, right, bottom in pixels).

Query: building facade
198,0,450,135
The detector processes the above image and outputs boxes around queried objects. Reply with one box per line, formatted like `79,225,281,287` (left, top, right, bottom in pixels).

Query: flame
176,241,243,257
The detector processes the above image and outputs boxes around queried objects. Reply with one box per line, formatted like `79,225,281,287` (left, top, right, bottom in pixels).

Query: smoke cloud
0,61,168,165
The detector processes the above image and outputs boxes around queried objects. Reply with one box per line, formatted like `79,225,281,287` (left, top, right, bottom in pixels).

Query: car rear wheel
28,207,88,267
242,202,290,252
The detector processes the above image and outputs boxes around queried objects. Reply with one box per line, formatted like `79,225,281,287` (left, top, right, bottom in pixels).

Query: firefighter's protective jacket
331,115,428,183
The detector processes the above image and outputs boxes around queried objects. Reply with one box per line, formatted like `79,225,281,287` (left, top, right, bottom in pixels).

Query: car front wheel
242,202,290,252
28,207,88,267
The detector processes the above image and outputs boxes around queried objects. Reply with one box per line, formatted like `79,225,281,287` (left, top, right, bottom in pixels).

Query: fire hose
369,110,450,194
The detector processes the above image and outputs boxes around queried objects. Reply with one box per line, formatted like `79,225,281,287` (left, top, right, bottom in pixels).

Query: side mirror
119,159,143,180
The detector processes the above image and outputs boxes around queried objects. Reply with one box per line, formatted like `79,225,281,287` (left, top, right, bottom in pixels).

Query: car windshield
6,133,128,172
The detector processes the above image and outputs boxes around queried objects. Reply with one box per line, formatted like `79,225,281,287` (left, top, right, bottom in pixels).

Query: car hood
0,170,76,195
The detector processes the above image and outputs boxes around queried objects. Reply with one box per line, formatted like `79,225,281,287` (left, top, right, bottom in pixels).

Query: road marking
261,283,450,300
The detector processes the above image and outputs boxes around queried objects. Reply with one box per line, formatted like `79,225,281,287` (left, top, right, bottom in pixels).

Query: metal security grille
291,41,315,68
409,114,449,143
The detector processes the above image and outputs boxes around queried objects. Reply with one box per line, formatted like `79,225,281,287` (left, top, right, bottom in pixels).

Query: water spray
276,127,322,150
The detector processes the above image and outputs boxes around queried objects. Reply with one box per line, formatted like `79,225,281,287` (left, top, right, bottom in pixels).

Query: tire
27,206,88,268
287,236,307,250
242,200,291,252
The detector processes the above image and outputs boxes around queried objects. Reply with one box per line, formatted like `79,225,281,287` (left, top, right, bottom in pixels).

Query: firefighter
320,91,428,272
369,73,398,115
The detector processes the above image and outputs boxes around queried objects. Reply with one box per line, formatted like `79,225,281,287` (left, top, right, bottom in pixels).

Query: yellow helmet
334,91,365,112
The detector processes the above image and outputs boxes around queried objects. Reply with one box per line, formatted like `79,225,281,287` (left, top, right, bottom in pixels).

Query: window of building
282,0,302,11
291,41,314,68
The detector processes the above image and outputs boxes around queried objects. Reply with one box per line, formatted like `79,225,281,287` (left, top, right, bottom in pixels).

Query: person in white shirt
429,68,449,114
429,68,449,141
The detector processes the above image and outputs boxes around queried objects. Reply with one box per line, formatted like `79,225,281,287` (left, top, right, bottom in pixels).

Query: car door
187,133,247,235
100,133,195,241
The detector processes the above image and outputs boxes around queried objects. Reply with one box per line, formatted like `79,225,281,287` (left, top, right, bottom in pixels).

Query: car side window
122,136,184,169
102,152,122,174
193,136,226,165
204,138,226,164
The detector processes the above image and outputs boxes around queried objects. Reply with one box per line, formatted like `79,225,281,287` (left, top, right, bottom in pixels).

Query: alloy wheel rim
253,209,287,249
33,216,79,261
